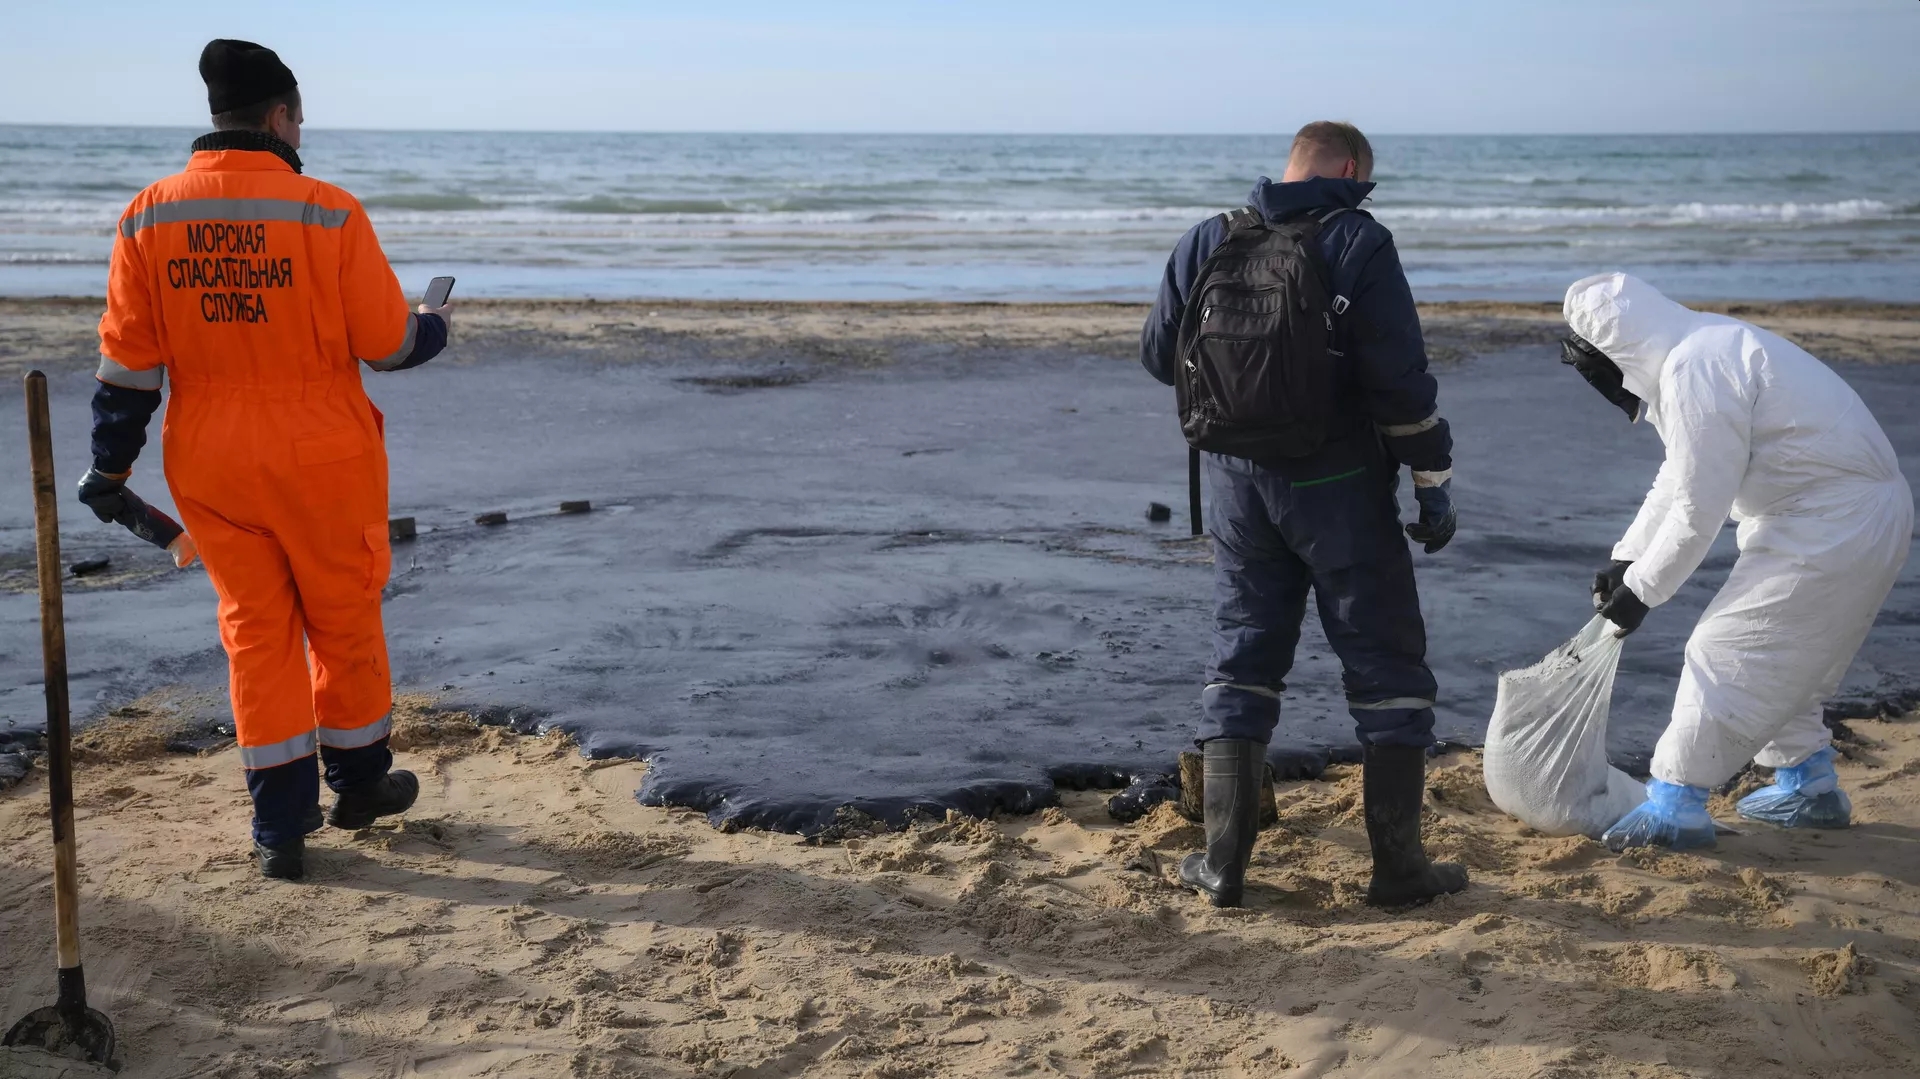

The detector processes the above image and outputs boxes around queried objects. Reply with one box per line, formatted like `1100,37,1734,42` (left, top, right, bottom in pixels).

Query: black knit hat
199,39,297,115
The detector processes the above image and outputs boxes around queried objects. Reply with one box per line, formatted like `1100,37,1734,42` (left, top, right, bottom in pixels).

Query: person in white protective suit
1560,272,1913,851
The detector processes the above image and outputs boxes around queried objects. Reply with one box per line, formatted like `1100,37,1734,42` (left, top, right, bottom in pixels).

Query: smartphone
423,275,456,308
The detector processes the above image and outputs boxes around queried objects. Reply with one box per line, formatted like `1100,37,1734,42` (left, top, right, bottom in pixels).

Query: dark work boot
255,838,305,880
326,770,420,830
1363,744,1468,908
252,805,322,880
1178,739,1263,907
247,756,319,880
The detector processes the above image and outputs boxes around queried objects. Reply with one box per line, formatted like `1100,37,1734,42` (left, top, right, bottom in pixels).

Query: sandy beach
2,297,1919,1077
2,697,1918,1078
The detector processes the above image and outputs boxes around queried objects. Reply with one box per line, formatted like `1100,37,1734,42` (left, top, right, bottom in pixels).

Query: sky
3,0,1917,134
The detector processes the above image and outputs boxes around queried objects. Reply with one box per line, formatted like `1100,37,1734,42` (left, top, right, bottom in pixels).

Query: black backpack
1175,205,1349,460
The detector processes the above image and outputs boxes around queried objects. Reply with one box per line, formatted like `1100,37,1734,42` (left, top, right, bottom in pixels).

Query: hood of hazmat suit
1563,272,1914,789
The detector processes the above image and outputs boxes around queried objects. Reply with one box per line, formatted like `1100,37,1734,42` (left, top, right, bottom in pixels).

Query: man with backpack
1141,121,1465,909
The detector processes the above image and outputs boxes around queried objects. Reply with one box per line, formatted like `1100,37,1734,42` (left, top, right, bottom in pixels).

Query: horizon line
3,121,1918,139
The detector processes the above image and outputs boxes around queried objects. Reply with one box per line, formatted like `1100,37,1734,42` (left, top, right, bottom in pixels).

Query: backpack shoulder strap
1221,205,1263,235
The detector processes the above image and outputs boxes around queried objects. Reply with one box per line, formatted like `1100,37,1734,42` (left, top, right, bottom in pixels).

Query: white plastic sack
1483,616,1647,838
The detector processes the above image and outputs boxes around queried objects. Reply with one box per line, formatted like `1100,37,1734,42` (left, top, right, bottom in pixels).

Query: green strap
1289,466,1368,488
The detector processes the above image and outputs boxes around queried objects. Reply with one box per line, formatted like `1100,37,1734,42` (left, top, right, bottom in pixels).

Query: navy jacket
1141,176,1451,481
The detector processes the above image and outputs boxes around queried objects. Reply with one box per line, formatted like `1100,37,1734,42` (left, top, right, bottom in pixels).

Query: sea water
3,127,1916,301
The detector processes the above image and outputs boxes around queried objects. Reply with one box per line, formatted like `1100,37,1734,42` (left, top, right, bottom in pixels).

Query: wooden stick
24,372,81,971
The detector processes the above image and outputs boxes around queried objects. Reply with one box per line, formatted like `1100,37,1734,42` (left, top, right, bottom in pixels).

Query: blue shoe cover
1737,747,1852,829
1601,779,1718,852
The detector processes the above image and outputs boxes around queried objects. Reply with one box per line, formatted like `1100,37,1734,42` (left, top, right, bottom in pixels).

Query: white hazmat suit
1564,272,1913,790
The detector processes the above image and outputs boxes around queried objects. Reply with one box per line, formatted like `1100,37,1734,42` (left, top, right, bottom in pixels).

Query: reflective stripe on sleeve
1348,696,1436,711
96,354,164,390
317,712,393,750
1378,412,1441,438
362,314,418,371
239,729,318,770
119,197,352,238
1412,469,1453,488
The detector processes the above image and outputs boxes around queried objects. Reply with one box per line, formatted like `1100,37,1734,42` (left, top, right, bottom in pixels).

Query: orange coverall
98,148,416,773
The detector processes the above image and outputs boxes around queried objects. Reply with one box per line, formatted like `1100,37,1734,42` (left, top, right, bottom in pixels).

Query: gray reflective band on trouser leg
1205,683,1280,700
1378,411,1441,437
119,197,353,238
317,713,393,750
363,314,418,371
96,354,164,390
1349,697,1436,711
239,730,318,770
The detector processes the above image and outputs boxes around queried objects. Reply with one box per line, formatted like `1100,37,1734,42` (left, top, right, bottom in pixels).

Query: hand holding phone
419,276,455,341
423,275,456,308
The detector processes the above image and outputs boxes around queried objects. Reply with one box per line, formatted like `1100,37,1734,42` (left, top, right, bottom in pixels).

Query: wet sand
3,698,1919,1077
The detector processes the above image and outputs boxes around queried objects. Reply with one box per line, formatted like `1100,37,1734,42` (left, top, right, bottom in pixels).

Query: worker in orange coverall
82,40,452,880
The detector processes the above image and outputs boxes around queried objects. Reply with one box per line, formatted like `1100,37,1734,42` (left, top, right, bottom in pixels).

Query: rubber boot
1362,744,1468,907
255,838,304,880
1178,739,1263,908
326,769,420,830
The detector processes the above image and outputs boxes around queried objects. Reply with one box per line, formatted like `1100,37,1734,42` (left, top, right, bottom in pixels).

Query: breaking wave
0,252,105,264
540,202,1215,224
349,199,1909,230
1378,200,1904,227
361,193,494,211
555,196,740,215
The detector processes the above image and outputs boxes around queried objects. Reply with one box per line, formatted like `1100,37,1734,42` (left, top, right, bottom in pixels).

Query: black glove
76,468,187,553
1405,480,1457,553
1592,559,1633,607
1599,586,1648,638
1592,560,1648,637
77,468,130,524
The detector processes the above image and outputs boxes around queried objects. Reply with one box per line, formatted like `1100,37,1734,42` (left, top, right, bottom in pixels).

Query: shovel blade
3,1004,116,1066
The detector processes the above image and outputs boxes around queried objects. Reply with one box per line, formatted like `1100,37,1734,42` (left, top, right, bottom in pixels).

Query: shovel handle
24,372,81,971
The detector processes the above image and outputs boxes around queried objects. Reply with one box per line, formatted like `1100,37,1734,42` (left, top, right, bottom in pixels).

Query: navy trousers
1199,452,1438,748
246,737,395,846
